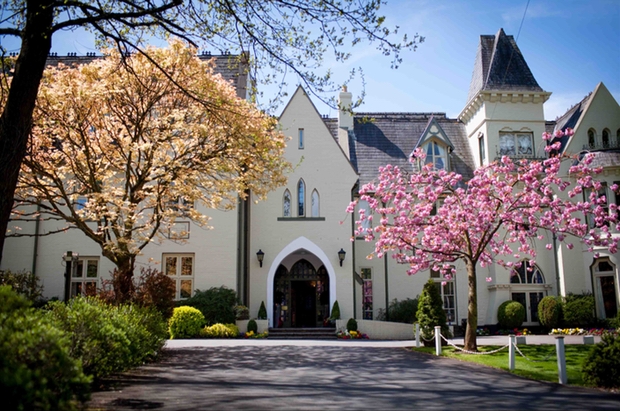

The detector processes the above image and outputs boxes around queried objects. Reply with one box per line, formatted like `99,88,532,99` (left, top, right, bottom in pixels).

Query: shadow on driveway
88,345,620,410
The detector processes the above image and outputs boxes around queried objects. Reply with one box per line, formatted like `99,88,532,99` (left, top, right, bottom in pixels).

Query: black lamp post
256,249,265,267
338,248,346,267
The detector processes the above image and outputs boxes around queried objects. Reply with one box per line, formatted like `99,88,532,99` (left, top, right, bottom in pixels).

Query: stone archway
267,237,336,327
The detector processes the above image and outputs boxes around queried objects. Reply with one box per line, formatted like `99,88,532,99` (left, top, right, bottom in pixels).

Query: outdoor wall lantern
256,249,265,267
338,248,346,267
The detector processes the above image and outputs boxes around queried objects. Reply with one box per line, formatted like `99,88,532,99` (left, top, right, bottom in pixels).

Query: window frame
422,140,449,171
163,253,195,300
298,128,304,149
311,189,320,217
283,189,292,217
430,268,456,324
70,257,99,297
498,131,534,157
297,179,306,217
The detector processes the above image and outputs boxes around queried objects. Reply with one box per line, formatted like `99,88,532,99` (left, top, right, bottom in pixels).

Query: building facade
3,29,619,329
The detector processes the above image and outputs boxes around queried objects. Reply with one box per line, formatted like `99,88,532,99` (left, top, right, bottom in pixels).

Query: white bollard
508,334,515,371
415,323,420,348
435,326,441,356
555,336,567,384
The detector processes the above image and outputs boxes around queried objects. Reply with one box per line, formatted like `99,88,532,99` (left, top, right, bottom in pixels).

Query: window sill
277,217,326,221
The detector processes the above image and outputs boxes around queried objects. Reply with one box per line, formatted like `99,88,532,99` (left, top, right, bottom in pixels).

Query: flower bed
549,328,617,336
336,329,369,339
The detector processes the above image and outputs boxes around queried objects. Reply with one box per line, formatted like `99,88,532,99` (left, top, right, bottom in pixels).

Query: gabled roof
412,116,455,155
466,28,543,104
323,113,475,187
549,91,593,153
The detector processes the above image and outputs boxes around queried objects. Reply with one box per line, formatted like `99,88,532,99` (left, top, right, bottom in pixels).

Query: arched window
283,189,291,217
602,129,610,148
588,129,596,148
311,189,320,217
423,141,448,170
510,260,545,284
297,179,305,217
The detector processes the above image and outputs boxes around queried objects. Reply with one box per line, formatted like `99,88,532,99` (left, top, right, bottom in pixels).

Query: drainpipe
553,233,561,297
351,191,357,319
31,203,41,277
384,251,389,321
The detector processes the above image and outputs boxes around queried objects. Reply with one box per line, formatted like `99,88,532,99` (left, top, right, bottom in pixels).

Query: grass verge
412,344,594,386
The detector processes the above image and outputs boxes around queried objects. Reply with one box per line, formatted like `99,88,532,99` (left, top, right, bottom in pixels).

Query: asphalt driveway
88,341,619,410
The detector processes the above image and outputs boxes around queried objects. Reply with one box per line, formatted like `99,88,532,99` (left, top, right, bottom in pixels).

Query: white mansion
3,29,619,329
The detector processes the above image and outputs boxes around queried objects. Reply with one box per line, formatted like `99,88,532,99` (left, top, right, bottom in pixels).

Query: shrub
537,296,563,329
382,298,418,323
181,286,238,325
201,323,239,338
0,284,32,313
99,267,175,318
134,267,176,318
113,304,167,363
346,318,358,332
563,293,596,327
169,306,205,339
234,305,250,320
608,313,620,330
417,279,451,346
497,300,525,329
330,300,341,320
46,297,131,378
582,332,620,388
258,301,267,320
0,307,91,410
247,318,258,333
0,269,44,303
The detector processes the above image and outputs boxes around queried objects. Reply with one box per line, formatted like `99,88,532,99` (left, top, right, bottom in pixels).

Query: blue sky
2,0,618,120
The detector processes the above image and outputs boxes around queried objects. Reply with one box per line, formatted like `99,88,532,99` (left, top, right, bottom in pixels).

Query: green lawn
412,344,594,386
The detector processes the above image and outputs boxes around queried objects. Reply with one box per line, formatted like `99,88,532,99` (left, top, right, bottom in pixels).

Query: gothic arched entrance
273,259,330,328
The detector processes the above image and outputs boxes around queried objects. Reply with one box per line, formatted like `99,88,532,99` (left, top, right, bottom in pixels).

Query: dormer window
423,141,448,170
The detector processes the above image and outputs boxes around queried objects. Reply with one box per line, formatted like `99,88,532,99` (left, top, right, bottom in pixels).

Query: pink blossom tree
348,129,618,351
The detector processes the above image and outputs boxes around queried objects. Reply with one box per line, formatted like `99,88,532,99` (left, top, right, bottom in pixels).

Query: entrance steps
268,327,336,340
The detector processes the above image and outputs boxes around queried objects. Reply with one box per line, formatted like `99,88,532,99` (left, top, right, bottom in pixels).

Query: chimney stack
338,86,352,159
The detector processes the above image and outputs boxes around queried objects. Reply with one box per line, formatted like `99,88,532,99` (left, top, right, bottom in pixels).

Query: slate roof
588,151,620,168
44,53,248,98
466,28,543,104
324,113,475,187
547,92,593,153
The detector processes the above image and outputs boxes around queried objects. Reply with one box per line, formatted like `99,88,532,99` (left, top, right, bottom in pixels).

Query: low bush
169,306,205,339
497,300,525,329
0,284,32,313
563,293,596,328
47,297,167,379
0,288,90,410
201,323,239,338
381,298,418,323
0,269,44,303
582,332,620,388
330,300,341,320
247,318,258,333
346,318,358,332
234,305,250,320
258,301,267,320
537,296,562,329
181,286,237,325
608,313,620,330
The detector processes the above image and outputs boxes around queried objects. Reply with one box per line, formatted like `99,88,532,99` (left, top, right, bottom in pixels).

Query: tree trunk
0,1,54,264
464,259,478,352
112,256,136,303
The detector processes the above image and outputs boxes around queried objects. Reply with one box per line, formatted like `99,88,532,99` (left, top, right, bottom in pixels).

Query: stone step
268,327,337,340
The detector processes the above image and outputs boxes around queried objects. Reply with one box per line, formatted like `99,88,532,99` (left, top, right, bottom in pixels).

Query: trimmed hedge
346,318,358,332
201,323,239,338
330,300,341,320
563,293,596,327
537,296,563,329
497,300,525,329
169,306,205,339
417,279,451,345
258,301,267,320
247,319,258,334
